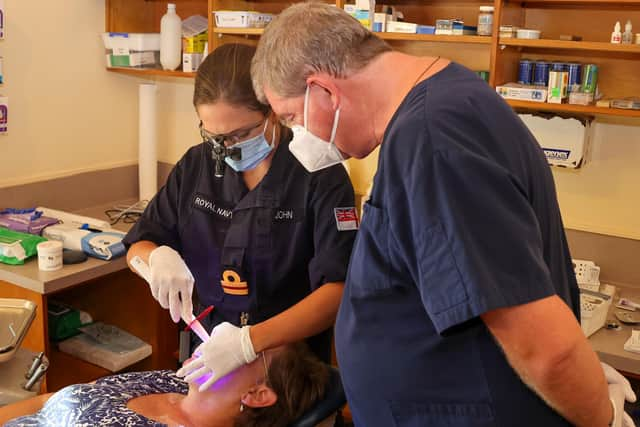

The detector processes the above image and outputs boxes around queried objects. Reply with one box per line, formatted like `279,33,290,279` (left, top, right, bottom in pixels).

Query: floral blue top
5,370,188,426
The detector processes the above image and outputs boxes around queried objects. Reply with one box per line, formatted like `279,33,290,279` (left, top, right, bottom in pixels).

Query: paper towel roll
139,84,158,202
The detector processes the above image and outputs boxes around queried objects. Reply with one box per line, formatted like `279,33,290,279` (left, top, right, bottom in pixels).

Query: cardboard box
102,33,160,68
183,53,203,72
496,83,547,103
183,33,207,54
548,70,568,104
519,114,593,168
387,21,417,34
355,0,371,10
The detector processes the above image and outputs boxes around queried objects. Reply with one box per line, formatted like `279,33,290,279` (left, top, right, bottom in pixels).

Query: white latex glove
602,362,637,427
176,322,257,391
602,362,637,403
148,245,194,323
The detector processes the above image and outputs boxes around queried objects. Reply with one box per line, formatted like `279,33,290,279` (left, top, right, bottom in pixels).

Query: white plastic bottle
622,20,633,44
160,3,182,71
611,21,622,44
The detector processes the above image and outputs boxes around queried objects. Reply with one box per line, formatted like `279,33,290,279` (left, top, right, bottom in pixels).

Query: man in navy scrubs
252,3,636,426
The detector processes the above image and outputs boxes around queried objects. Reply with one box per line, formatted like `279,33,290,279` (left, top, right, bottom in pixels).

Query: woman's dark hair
234,342,330,427
193,43,270,115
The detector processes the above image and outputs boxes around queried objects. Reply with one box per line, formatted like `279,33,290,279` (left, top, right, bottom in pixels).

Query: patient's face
185,349,275,396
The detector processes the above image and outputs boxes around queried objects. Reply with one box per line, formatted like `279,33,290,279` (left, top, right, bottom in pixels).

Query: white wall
0,1,142,188
552,118,640,240
155,79,199,163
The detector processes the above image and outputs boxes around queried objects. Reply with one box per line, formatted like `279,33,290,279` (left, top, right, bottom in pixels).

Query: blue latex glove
176,322,257,391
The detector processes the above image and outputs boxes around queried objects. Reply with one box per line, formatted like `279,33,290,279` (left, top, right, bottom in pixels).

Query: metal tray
0,298,37,363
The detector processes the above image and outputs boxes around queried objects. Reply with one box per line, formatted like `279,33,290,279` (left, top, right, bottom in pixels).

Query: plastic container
160,3,182,71
36,241,63,272
101,33,161,68
516,29,541,39
499,25,517,38
611,21,622,44
435,19,453,35
477,6,494,36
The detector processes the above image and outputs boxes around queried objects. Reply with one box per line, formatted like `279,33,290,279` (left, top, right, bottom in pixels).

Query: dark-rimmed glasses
199,119,265,147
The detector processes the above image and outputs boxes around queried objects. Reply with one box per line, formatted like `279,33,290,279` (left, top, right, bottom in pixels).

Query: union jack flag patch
334,207,359,231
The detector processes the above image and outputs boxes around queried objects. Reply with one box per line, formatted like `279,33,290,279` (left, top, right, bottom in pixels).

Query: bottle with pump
622,20,633,44
611,21,622,44
160,3,182,71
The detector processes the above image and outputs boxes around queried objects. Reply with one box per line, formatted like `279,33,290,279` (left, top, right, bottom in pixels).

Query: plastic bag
0,227,47,265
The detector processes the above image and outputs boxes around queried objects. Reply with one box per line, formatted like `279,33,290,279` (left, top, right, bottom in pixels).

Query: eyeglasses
199,119,266,147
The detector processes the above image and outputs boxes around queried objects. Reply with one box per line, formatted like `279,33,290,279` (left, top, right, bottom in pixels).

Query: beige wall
154,79,199,163
0,1,200,190
0,1,144,188
552,118,640,241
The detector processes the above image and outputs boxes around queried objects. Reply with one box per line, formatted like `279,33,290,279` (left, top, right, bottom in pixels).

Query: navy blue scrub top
335,63,579,426
124,129,356,362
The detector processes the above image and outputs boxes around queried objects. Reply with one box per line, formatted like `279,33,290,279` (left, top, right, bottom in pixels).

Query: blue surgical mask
224,120,275,172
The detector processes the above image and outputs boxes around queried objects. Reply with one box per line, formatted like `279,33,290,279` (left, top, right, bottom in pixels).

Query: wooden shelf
506,0,640,5
499,38,640,53
380,33,492,44
506,99,640,117
212,27,493,44
106,67,196,78
213,27,264,35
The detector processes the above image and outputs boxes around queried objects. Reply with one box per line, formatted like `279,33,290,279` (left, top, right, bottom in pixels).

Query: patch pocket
418,222,468,316
390,401,495,427
347,202,391,295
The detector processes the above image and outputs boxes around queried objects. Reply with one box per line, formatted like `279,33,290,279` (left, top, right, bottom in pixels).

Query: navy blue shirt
335,63,578,426
124,130,356,362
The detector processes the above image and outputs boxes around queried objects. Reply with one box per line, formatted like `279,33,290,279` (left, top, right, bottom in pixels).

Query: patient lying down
0,343,329,427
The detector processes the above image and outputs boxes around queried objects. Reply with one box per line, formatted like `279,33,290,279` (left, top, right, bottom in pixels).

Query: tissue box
101,33,160,68
519,114,593,168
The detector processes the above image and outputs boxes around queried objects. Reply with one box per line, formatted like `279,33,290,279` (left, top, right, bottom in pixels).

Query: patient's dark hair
234,342,330,427
193,43,270,115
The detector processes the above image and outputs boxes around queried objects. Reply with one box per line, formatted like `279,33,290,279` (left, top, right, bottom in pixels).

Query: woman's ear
241,384,278,408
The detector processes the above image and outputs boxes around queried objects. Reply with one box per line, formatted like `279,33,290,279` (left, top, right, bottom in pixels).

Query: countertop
0,201,136,295
590,284,640,375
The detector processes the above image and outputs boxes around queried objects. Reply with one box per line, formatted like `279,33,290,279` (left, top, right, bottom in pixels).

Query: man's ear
241,384,278,408
306,74,341,110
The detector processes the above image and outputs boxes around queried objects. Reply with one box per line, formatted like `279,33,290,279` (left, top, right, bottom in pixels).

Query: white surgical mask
289,86,343,173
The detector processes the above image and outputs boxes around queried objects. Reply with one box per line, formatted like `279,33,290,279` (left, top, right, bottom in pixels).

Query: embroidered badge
193,193,233,220
220,269,249,296
334,207,359,231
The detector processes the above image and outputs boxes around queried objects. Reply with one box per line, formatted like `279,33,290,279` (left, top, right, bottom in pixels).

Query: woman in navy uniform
124,43,356,389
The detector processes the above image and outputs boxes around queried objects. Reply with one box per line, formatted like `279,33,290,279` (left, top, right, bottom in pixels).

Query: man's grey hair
251,1,391,104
